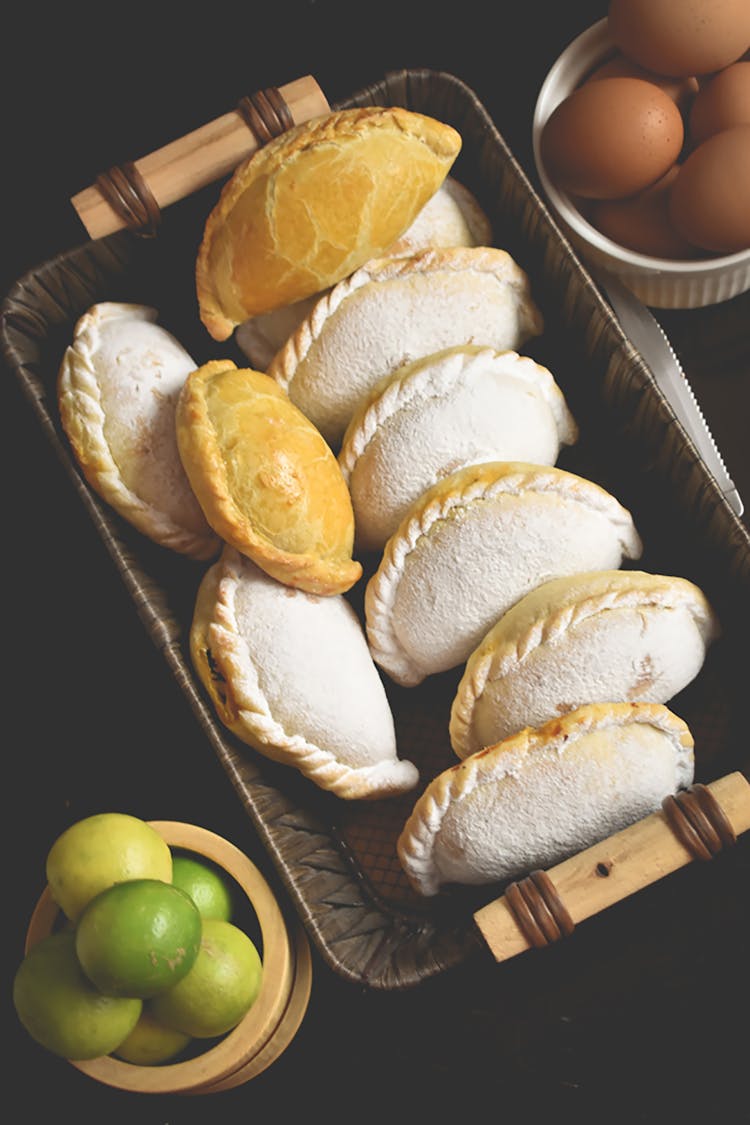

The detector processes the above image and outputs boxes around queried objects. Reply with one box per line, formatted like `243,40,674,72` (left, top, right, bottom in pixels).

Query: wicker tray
3,69,749,990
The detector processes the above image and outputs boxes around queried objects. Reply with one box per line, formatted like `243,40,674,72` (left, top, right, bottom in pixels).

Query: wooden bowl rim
25,820,309,1094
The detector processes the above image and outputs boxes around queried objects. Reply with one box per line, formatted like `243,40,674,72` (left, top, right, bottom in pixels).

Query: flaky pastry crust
196,106,462,340
176,360,361,595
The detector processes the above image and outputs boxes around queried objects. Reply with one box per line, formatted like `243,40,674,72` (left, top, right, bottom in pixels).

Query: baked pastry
365,462,642,686
175,360,361,595
397,701,694,895
450,570,719,758
196,106,462,341
267,246,544,446
235,176,493,371
57,303,218,560
339,346,578,552
191,547,419,799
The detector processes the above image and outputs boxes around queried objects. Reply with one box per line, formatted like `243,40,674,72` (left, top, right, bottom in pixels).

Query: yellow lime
13,932,142,1060
113,1008,192,1065
76,879,202,998
150,919,263,1038
171,853,233,921
46,812,172,922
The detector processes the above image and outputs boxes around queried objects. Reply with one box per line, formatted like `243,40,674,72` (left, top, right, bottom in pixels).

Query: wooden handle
70,75,330,240
474,771,750,963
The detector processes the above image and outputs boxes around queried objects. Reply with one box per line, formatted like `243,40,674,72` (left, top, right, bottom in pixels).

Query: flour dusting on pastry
57,302,218,560
268,246,544,446
450,569,719,757
398,701,694,895
366,462,642,686
190,548,418,799
339,346,578,551
235,176,494,371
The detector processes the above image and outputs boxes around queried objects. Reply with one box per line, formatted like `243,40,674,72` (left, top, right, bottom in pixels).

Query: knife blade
596,270,744,518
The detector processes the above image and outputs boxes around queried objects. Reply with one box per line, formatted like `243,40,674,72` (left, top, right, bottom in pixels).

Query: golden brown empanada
234,176,493,371
57,303,218,560
398,701,694,895
191,548,419,799
176,360,361,595
267,246,544,446
365,462,642,686
196,107,461,341
450,570,719,757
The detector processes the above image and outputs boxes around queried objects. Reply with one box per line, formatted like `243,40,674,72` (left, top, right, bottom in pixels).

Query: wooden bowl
24,821,313,1094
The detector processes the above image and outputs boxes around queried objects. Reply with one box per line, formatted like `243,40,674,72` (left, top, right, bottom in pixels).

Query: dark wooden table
5,3,748,1121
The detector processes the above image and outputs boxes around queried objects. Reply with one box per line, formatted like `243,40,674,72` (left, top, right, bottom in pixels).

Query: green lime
171,853,233,921
46,812,172,922
13,932,142,1060
151,919,263,1038
75,879,202,998
113,1008,192,1065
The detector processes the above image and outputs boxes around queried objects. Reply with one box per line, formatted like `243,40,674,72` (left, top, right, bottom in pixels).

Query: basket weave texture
3,69,749,990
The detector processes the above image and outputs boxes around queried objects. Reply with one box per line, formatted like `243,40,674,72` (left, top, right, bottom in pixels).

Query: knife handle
474,771,750,962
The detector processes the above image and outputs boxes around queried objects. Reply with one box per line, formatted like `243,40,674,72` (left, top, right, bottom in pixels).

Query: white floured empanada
365,462,642,686
234,178,493,371
267,247,544,446
450,570,719,758
57,303,218,560
398,701,694,895
190,547,418,800
339,346,578,552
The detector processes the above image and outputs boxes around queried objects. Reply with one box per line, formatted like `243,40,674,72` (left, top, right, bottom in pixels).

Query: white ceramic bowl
532,18,750,309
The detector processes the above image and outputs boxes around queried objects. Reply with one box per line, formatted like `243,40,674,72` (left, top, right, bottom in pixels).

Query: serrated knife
596,269,744,518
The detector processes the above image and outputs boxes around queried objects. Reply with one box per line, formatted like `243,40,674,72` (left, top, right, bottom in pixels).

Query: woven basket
3,69,749,990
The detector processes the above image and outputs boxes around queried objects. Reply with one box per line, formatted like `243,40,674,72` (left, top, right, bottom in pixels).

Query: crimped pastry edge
337,345,578,484
397,701,694,896
267,246,545,399
190,549,419,800
364,461,643,687
195,106,462,341
57,302,219,561
449,569,720,758
175,359,362,596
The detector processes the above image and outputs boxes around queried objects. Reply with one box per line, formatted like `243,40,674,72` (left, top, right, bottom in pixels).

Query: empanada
365,462,642,686
339,346,578,552
176,360,361,595
191,548,419,799
196,106,462,341
397,701,694,895
235,176,493,371
450,570,719,757
57,303,218,560
267,246,544,446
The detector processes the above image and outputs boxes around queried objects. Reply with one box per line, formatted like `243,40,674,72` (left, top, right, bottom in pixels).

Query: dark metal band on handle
237,86,294,146
96,85,294,236
662,783,737,861
504,868,576,949
96,161,162,237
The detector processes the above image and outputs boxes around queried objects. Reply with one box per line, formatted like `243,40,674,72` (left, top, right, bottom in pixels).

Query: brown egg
540,78,684,199
668,126,750,253
590,167,700,259
608,0,750,77
689,62,750,145
587,52,698,114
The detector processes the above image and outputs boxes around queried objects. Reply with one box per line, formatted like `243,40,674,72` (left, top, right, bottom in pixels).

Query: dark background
4,2,748,1122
